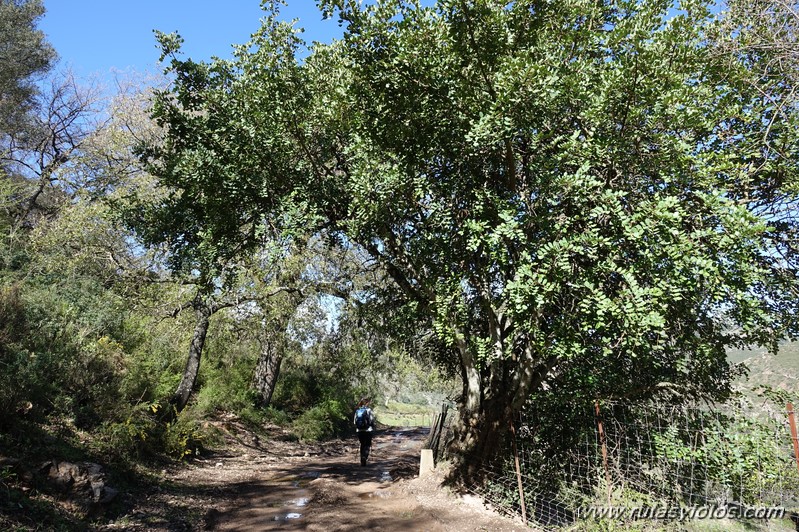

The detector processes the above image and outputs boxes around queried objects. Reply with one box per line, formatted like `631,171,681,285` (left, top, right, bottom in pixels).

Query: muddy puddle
267,472,322,524
271,489,310,522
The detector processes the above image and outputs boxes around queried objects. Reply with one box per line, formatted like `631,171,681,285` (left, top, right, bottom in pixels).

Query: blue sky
40,1,342,79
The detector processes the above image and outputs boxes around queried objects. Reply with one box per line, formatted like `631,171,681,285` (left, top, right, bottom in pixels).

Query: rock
98,486,119,504
91,479,104,501
48,460,82,490
42,460,119,513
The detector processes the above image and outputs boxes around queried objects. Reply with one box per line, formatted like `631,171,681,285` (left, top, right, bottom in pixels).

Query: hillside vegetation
3,0,799,529
729,342,799,393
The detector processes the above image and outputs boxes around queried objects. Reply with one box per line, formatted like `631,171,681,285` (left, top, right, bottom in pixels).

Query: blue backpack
355,407,370,430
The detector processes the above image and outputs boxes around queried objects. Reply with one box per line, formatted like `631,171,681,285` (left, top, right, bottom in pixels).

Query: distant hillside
727,341,799,393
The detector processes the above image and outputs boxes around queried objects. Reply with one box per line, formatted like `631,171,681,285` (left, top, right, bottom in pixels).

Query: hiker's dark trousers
357,431,373,463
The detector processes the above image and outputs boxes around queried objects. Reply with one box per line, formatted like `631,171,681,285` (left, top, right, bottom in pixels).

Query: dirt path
119,424,525,531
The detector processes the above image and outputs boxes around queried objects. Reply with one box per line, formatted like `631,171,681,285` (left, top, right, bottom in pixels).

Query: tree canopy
135,0,799,481
0,0,55,142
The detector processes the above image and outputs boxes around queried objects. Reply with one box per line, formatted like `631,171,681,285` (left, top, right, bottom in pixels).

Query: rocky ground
92,420,525,531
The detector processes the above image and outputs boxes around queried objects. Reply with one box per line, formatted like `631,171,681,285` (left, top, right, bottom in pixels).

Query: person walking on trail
354,398,376,466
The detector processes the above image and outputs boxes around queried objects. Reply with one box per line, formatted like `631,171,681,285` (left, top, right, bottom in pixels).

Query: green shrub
94,403,160,462
95,402,217,462
0,284,67,427
117,313,192,405
162,414,206,459
272,367,321,413
0,277,136,429
0,284,25,347
191,359,257,417
261,406,291,426
291,400,350,442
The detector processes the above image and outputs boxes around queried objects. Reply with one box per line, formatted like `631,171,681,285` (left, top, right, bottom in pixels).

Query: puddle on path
289,497,309,507
273,512,302,521
255,475,312,526
359,490,393,500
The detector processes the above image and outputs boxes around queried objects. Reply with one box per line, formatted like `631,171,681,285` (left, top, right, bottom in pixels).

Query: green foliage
272,329,377,415
184,312,258,417
0,276,130,429
190,340,259,418
131,9,309,280
375,347,456,407
117,313,191,404
94,403,160,462
0,283,31,423
137,0,799,474
272,366,322,412
94,402,210,461
161,414,206,459
0,0,55,137
291,399,350,442
260,406,291,426
272,357,364,420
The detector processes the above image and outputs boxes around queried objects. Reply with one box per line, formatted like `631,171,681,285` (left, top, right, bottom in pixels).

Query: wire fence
431,390,799,529
425,401,454,465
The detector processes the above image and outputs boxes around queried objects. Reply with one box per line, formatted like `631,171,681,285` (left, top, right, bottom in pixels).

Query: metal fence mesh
437,391,799,529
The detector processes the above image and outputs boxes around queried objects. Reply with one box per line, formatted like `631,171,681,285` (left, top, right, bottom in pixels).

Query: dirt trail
137,424,525,531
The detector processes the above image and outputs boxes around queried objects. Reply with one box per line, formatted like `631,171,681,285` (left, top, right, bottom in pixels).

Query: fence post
594,399,612,505
431,403,449,464
787,402,799,477
509,418,528,525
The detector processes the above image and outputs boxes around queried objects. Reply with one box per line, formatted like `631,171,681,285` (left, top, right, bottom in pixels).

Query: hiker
354,398,376,466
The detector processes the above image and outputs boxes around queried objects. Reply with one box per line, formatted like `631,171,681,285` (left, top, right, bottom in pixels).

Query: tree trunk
249,292,300,408
447,340,551,486
252,338,283,407
169,302,211,415
448,388,514,485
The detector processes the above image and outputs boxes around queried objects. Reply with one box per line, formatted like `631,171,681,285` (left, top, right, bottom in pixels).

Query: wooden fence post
509,418,528,525
787,402,799,477
595,399,612,505
432,403,449,463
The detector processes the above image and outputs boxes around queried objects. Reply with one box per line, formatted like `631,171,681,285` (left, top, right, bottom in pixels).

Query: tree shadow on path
207,427,434,531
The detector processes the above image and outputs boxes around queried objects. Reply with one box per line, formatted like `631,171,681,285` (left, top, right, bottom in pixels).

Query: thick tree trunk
169,302,211,415
252,339,283,407
447,339,553,486
448,388,515,485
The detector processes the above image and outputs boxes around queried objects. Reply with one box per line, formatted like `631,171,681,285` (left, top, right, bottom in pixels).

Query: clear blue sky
40,1,342,78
